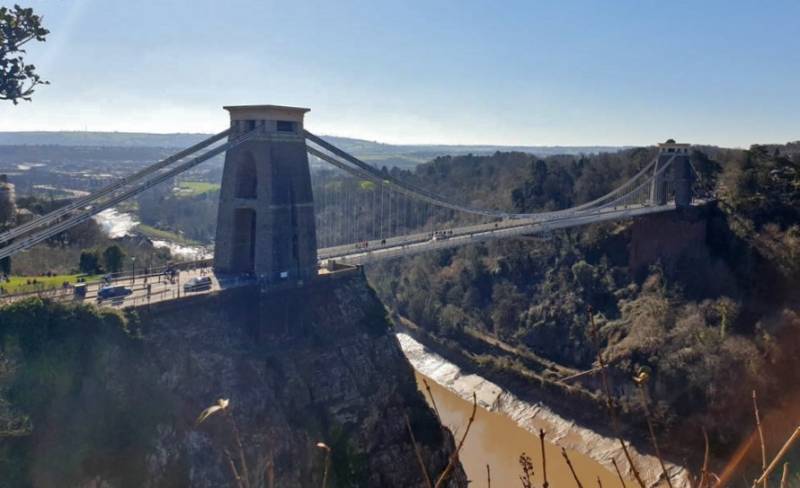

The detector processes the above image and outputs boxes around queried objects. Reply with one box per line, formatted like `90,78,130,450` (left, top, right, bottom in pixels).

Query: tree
0,176,13,225
79,249,101,274
1,4,49,103
102,245,125,273
571,260,596,289
490,281,525,337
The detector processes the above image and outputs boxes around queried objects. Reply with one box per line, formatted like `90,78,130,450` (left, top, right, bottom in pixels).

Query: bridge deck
319,202,683,265
0,201,708,309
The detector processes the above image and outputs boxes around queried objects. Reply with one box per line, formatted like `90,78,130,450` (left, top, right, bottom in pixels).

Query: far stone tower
651,139,694,208
214,105,318,282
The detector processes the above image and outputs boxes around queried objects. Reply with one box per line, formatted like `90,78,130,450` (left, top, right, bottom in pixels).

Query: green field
175,181,220,197
0,274,102,295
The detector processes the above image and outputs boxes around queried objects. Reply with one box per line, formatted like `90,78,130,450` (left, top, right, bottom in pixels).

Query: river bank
93,207,211,260
398,332,690,487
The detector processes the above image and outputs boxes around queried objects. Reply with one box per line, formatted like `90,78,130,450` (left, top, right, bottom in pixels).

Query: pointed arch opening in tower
232,208,257,272
235,152,258,199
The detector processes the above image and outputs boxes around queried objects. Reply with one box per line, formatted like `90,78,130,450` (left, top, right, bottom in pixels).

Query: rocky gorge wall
0,272,466,487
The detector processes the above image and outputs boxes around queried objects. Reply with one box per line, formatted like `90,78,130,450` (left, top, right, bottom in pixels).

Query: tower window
276,120,295,132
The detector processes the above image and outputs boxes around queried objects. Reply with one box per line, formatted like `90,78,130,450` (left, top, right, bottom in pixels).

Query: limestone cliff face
628,205,740,299
1,272,466,487
628,207,709,278
135,273,466,487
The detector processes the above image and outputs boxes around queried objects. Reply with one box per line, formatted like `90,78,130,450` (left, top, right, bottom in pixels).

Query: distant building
15,208,35,225
0,174,16,225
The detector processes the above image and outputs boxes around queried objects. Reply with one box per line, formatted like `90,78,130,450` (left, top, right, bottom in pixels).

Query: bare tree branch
562,447,584,488
434,392,477,488
405,413,434,488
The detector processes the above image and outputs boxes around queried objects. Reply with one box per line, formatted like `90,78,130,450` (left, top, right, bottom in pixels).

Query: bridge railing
0,258,214,302
306,133,680,228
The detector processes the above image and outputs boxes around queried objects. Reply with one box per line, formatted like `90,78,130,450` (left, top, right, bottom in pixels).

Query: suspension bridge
0,105,696,286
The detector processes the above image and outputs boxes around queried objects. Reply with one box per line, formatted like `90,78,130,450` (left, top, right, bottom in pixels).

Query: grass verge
0,273,102,294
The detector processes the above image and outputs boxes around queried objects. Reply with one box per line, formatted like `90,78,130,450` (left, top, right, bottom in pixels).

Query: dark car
183,276,212,292
97,285,133,301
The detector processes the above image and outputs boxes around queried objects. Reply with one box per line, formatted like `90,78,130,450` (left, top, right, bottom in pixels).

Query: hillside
363,143,800,468
0,131,624,170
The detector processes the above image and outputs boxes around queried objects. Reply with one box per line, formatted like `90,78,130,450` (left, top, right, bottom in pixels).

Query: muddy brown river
400,332,687,487
416,372,621,487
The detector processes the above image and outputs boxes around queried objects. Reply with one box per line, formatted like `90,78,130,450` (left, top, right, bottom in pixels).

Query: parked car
183,276,212,292
97,285,132,301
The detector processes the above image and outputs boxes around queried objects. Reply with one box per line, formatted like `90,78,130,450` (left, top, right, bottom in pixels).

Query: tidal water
398,332,687,487
93,208,138,238
415,371,621,487
93,207,211,260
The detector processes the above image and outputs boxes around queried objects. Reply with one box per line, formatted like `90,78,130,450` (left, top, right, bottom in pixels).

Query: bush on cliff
0,298,165,486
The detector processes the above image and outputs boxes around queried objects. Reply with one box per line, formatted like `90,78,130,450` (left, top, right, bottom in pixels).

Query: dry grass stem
316,442,332,488
195,398,230,426
755,427,800,486
753,390,767,488
519,452,534,488
423,378,443,425
227,410,251,488
700,427,710,488
404,413,434,488
434,392,477,488
195,399,258,488
486,463,491,488
224,448,246,488
587,308,646,488
779,463,788,488
540,429,550,488
635,378,673,488
612,458,627,488
562,447,585,488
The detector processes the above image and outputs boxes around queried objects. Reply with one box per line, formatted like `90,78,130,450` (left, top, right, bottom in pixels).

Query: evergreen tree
102,245,125,273
79,249,101,274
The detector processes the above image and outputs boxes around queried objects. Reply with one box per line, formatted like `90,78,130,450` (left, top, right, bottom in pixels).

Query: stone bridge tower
651,139,694,208
214,105,318,282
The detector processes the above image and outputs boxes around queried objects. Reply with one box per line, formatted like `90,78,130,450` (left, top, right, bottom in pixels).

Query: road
0,266,256,309
86,267,259,308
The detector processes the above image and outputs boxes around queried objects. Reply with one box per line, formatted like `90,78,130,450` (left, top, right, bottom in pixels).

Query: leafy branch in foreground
195,398,274,488
1,4,49,103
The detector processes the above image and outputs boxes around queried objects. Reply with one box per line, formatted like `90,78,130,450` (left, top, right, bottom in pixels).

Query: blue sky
2,0,799,147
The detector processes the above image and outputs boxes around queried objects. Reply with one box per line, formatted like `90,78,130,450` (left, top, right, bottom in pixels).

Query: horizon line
0,129,770,150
